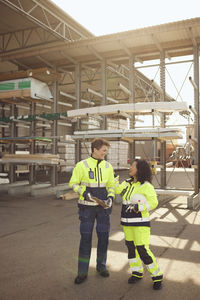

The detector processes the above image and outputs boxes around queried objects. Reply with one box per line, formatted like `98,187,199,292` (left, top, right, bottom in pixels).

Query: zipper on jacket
97,165,100,187
100,168,103,181
96,160,101,187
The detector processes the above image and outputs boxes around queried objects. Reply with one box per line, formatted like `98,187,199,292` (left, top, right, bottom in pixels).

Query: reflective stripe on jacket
115,180,158,226
69,156,115,207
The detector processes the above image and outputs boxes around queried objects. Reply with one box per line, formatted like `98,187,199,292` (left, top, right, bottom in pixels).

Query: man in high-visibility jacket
115,159,163,290
69,138,115,284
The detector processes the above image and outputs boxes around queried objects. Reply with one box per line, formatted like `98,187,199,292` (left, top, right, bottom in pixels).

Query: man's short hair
91,138,110,153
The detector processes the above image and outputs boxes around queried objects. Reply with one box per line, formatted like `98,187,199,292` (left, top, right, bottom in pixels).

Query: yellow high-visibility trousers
123,226,163,282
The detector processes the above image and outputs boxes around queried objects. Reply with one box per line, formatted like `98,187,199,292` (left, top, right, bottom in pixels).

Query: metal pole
75,63,81,163
129,56,135,162
152,91,157,160
29,102,36,185
193,45,200,193
9,104,16,183
160,51,166,188
51,77,59,186
101,59,107,130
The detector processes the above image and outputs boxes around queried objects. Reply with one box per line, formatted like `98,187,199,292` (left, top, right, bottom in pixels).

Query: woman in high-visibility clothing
115,159,163,290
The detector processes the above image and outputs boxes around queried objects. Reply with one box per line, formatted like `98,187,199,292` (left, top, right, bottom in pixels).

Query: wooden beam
0,67,60,82
67,101,189,118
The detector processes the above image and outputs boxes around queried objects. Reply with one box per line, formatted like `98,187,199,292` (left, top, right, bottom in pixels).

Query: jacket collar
90,155,103,165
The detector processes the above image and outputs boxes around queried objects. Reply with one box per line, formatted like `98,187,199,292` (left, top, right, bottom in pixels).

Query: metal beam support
160,51,166,188
118,40,132,56
0,26,57,54
60,52,77,64
101,59,107,129
1,105,5,173
29,102,36,185
9,104,16,183
75,63,81,162
129,57,135,104
87,45,103,61
1,0,87,44
51,76,59,187
193,45,200,193
129,56,135,161
152,91,157,160
36,56,55,68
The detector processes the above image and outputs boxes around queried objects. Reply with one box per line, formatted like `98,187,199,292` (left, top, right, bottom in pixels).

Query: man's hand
85,192,93,202
83,191,94,202
104,197,113,209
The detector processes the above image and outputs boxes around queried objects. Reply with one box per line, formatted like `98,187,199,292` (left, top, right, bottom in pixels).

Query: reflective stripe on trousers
123,226,163,282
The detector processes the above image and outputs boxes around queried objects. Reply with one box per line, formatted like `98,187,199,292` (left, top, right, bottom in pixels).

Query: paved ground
0,192,200,300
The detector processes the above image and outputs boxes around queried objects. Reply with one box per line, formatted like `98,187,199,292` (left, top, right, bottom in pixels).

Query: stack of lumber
2,154,62,165
67,101,189,118
0,77,52,103
72,128,183,141
0,137,52,144
58,135,75,171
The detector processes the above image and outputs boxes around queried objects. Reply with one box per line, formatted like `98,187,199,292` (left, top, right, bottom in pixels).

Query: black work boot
97,269,110,277
74,274,87,284
153,281,162,290
128,276,142,284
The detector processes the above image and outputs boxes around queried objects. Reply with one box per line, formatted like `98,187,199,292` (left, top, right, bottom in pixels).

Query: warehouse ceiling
0,0,199,110
0,0,199,66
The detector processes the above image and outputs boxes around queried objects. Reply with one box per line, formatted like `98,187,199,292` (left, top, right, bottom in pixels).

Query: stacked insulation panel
58,135,75,172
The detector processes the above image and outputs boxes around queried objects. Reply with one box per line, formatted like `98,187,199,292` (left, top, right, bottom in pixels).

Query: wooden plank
2,154,62,165
60,190,78,200
72,128,183,141
0,67,61,82
0,98,19,104
3,154,59,159
67,102,189,118
155,188,193,196
0,137,52,144
0,89,31,99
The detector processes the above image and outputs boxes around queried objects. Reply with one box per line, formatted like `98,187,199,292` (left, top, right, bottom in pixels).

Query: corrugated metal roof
1,13,199,66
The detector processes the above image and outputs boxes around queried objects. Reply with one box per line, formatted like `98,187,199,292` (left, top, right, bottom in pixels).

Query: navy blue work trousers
77,205,111,276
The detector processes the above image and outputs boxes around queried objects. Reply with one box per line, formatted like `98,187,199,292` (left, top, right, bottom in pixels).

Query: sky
51,0,199,36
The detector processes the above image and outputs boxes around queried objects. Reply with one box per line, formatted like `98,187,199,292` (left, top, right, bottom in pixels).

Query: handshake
85,192,112,209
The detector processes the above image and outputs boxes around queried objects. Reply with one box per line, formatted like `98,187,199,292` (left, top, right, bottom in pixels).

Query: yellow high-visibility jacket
69,156,115,207
115,179,158,227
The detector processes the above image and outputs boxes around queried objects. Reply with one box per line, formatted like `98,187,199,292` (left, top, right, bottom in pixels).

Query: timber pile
0,77,52,104
60,190,78,200
67,101,189,118
0,137,52,144
2,154,63,165
72,128,183,141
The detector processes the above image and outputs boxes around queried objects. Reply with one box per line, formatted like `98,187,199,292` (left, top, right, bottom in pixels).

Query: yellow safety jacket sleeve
69,161,86,197
106,166,115,198
140,182,158,211
115,180,129,194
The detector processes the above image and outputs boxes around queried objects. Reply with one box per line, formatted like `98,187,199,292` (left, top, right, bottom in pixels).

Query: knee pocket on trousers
80,222,94,234
125,240,136,258
136,245,153,265
96,222,110,233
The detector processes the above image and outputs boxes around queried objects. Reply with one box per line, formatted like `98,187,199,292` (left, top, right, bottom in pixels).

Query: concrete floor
0,192,200,300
